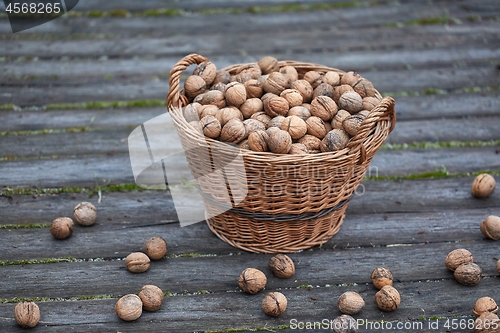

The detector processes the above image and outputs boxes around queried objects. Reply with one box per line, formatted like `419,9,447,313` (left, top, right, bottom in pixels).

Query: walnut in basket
262,72,291,95
288,106,311,121
291,80,314,103
310,96,338,122
306,116,328,139
244,79,263,99
184,75,206,99
193,61,217,85
281,115,307,140
250,112,272,127
280,89,303,108
248,130,269,152
220,118,247,143
320,129,350,152
258,56,279,74
280,65,299,82
264,95,289,118
200,115,222,139
338,91,363,114
240,98,263,119
225,82,247,107
267,128,292,154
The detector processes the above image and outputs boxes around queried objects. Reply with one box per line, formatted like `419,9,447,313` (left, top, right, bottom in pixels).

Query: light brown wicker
167,53,396,253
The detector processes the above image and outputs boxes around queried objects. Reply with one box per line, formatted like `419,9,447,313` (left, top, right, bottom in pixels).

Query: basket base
205,204,348,254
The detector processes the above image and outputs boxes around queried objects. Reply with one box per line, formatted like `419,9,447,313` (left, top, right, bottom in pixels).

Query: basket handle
346,96,396,165
166,53,209,109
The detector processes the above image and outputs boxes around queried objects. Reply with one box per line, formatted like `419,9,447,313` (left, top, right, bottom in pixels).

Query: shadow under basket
167,53,396,253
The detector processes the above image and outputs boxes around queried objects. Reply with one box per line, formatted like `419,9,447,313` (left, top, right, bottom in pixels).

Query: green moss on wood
0,257,77,266
1,183,146,197
0,223,51,229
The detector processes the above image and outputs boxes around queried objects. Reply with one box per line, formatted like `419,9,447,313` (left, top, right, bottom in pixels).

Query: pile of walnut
182,56,381,154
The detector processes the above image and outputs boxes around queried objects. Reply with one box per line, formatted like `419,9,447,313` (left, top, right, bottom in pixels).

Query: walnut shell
225,82,247,107
310,96,338,122
258,74,269,85
306,116,328,139
303,71,323,89
250,112,272,127
50,217,74,240
210,82,227,93
244,118,266,135
338,291,365,315
280,89,303,107
320,129,350,152
216,107,244,126
331,315,358,333
244,79,263,99
480,215,500,240
115,294,143,321
248,130,269,152
14,302,40,328
362,96,381,111
195,90,226,109
262,72,291,95
200,115,222,139
475,312,500,333
342,114,365,137
371,267,394,290
238,139,250,150
220,118,247,143
74,202,96,226
375,286,400,312
445,248,474,271
473,297,499,317
353,78,377,98
264,96,289,118
125,252,151,273
301,103,311,111
200,105,219,119
289,143,309,154
298,134,322,152
238,268,267,294
332,109,351,130
338,91,363,114
323,71,341,86
240,98,263,119
213,69,231,85
333,84,355,102
139,285,164,312
261,92,277,105
236,63,262,79
269,254,295,278
291,79,314,103
288,106,311,121
142,236,168,260
231,72,253,84
281,115,307,139
341,71,362,86
184,75,207,99
312,83,334,100
454,262,482,286
258,56,279,74
280,65,299,82
267,115,286,129
193,61,217,85
267,129,292,154
262,292,287,317
472,174,496,199
183,102,201,122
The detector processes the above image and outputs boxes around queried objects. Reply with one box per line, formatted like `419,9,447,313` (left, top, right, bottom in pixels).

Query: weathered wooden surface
1,0,500,332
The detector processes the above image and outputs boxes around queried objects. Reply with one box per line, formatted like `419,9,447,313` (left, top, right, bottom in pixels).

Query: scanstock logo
3,0,79,33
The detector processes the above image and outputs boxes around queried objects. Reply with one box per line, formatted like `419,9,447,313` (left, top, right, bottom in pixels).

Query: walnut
280,65,299,82
262,292,287,317
301,103,311,111
289,143,309,154
258,56,279,74
240,98,263,119
74,202,97,226
238,139,250,150
248,130,269,152
193,61,217,85
225,82,247,107
280,89,303,107
306,116,328,139
333,84,355,102
139,285,164,312
312,83,334,100
250,112,272,127
341,71,362,86
267,129,292,154
475,312,500,333
445,248,474,271
281,115,307,139
374,286,400,312
14,302,40,328
298,134,322,151
342,114,365,137
244,118,266,135
323,71,341,86
454,262,482,286
258,74,269,85
288,106,311,121
362,96,381,111
50,217,74,240
261,92,277,105
332,110,351,130
320,129,350,152
200,105,219,119
244,79,263,99
142,236,168,260
472,174,496,199
262,72,291,95
210,82,227,93
238,268,267,294
473,297,499,317
220,118,247,143
480,215,500,240
115,294,143,321
267,115,286,129
338,291,365,315
303,71,323,89
125,252,150,273
195,90,226,109
184,75,206,99
183,102,201,122
216,107,244,126
264,96,289,118
353,78,377,98
200,115,222,139
231,72,253,84
338,91,363,113
371,267,394,290
213,69,231,85
310,96,338,121
324,120,332,133
236,63,262,79
291,80,314,103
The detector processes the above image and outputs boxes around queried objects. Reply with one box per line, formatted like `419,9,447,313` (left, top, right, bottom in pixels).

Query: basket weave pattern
167,54,395,253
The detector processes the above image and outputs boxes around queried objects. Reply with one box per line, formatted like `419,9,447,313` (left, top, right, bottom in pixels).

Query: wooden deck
1,0,500,332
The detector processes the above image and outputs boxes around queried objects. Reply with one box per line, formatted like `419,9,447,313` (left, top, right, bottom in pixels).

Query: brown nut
238,139,250,150
323,71,341,86
353,78,377,98
240,98,263,119
338,91,363,114
216,107,244,126
333,84,355,102
213,69,231,85
445,248,474,271
195,90,226,109
312,82,334,100
332,110,351,130
263,72,291,95
200,115,222,139
374,285,400,312
244,79,263,99
303,71,323,89
193,61,217,85
184,75,206,99
338,291,365,315
342,114,365,137
142,236,168,260
248,130,269,152
211,82,227,93
74,202,96,226
320,129,350,152
331,314,359,333
220,118,247,143
183,102,201,122
473,297,499,317
371,267,394,290
231,72,253,84
306,116,328,139
281,115,307,140
474,312,500,333
264,96,289,118
139,285,164,312
291,79,314,103
225,82,247,107
480,215,500,240
298,134,322,152
288,106,311,121
362,96,381,111
280,65,299,82
244,119,266,135
267,129,292,154
236,63,262,79
280,89,303,108
269,254,295,278
115,294,143,321
289,143,309,154
455,262,482,286
261,92,277,105
262,292,287,317
267,115,286,129
250,112,272,127
239,268,267,294
472,174,496,199
341,71,362,86
50,217,74,240
258,56,279,74
200,105,219,119
310,96,338,122
125,252,151,273
14,301,40,328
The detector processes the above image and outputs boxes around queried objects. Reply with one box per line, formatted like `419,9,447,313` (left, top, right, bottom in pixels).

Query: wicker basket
166,54,396,253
